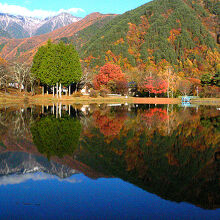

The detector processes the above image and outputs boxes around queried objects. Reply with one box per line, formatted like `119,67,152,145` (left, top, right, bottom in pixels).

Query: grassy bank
190,98,220,105
0,92,220,107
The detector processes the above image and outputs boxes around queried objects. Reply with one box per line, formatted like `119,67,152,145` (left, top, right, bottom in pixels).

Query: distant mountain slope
0,29,11,39
0,13,116,63
0,12,81,39
76,0,219,70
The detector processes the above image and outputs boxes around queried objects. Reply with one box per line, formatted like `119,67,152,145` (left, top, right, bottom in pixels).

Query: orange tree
140,75,168,97
93,63,127,93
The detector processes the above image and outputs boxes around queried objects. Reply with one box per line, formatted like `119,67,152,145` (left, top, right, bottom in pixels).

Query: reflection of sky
0,173,219,220
0,172,82,186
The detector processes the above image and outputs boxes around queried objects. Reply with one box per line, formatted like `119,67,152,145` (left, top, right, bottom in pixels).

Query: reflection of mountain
0,172,81,186
0,107,107,180
0,152,78,179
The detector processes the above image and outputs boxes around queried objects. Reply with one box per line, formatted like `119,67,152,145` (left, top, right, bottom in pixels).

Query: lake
0,103,219,219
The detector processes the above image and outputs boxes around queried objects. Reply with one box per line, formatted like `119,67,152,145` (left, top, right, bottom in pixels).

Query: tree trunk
56,83,58,98
69,85,71,96
42,86,44,96
4,81,7,94
56,103,58,118
167,70,170,98
167,104,170,135
59,103,62,117
75,83,79,93
59,83,62,98
53,86,55,97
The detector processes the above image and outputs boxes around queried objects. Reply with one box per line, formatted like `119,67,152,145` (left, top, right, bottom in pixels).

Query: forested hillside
68,15,117,51
76,0,219,80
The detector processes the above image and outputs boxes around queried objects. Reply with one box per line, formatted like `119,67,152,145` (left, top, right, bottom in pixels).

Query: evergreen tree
31,40,82,87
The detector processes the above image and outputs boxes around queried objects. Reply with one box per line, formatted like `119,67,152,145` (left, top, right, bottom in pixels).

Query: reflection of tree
92,108,127,137
79,106,220,209
139,108,168,132
31,115,81,159
0,108,34,139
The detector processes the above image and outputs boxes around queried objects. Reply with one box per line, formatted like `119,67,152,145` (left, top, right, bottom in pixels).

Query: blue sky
0,0,151,18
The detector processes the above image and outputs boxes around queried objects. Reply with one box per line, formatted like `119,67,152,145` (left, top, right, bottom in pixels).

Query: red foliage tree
93,63,127,90
140,76,168,96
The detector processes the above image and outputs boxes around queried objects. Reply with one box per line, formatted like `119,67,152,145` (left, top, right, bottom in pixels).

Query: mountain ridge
0,12,81,38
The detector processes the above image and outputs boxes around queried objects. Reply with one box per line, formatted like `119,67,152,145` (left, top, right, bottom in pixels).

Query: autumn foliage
0,56,7,66
140,76,168,95
93,110,127,137
139,108,169,130
93,63,127,91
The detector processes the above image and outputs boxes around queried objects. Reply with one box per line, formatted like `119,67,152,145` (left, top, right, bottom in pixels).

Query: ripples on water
0,104,219,219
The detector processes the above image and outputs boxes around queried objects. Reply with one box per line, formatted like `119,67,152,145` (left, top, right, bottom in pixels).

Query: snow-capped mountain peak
0,12,82,38
34,12,81,36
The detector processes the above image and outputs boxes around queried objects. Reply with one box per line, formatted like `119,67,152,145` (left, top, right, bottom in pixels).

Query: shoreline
0,93,220,106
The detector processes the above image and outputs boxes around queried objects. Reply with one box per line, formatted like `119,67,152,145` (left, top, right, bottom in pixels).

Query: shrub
107,80,117,93
34,86,42,95
100,87,110,97
90,89,98,98
72,91,83,97
115,80,128,95
24,96,29,104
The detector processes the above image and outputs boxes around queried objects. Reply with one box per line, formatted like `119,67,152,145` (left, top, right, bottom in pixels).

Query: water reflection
31,114,81,159
0,104,219,212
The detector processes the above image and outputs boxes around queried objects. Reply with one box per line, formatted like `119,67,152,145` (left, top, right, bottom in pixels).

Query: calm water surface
0,104,219,219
